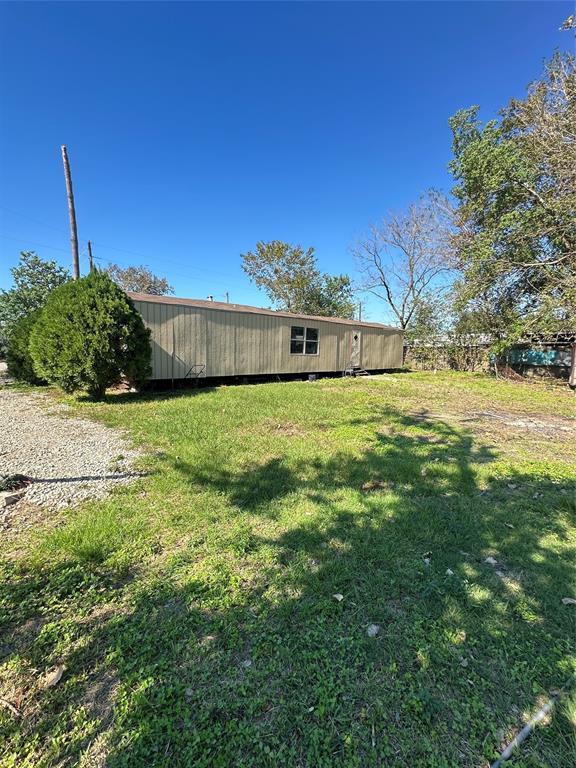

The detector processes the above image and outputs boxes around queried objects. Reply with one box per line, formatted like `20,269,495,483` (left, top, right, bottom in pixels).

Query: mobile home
129,293,403,381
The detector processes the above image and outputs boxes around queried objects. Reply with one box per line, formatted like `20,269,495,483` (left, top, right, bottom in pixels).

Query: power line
0,205,71,236
0,232,71,255
0,230,241,289
0,235,236,296
1,203,239,282
91,255,241,291
0,205,247,294
88,238,235,280
0,234,238,294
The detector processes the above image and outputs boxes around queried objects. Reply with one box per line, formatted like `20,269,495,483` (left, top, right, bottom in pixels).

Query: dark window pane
291,326,305,340
305,340,318,355
291,340,304,354
306,328,318,341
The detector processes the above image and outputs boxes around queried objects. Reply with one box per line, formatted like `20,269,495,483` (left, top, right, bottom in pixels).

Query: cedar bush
6,309,45,384
29,270,151,399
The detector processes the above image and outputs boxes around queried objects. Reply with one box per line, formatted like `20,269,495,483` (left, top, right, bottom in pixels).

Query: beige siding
136,301,207,380
134,299,403,380
361,327,404,370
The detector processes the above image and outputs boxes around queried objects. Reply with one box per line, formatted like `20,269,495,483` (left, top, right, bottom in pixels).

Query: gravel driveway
0,388,141,510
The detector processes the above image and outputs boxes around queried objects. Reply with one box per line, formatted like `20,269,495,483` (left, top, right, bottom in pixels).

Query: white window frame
290,325,319,356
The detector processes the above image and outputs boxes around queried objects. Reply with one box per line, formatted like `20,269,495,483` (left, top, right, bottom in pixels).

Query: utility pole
225,291,230,303
87,240,94,271
358,301,362,322
61,145,80,279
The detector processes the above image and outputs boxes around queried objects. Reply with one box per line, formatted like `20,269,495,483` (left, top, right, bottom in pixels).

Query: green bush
6,309,45,384
29,270,151,399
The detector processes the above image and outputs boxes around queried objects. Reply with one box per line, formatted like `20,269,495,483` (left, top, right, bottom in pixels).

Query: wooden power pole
61,145,80,279
87,240,94,271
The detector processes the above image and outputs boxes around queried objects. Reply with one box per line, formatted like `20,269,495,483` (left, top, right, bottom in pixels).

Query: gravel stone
0,389,142,510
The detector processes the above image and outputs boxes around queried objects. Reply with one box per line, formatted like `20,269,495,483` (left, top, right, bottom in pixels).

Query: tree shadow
171,455,297,516
91,386,217,406
1,408,574,766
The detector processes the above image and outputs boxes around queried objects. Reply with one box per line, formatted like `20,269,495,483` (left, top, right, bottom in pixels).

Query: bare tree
353,191,456,329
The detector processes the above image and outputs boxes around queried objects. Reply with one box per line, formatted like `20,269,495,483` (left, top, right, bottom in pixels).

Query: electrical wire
0,204,236,281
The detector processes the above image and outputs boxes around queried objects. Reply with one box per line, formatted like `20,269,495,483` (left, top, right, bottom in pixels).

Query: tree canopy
449,52,576,343
6,310,45,385
0,252,70,350
105,263,174,295
241,240,356,318
29,270,151,399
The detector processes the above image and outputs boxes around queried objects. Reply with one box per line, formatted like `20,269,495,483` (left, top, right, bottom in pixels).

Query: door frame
350,329,362,367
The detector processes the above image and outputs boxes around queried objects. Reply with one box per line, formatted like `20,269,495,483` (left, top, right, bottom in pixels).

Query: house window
290,326,319,355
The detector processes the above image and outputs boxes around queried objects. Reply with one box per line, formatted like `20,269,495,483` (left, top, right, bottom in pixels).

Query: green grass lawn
1,372,575,767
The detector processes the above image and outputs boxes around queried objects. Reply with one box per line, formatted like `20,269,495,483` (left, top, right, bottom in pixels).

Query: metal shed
128,293,403,381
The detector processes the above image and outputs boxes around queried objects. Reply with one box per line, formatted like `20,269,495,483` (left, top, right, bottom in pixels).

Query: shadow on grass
0,407,574,767
79,385,218,406
170,408,497,516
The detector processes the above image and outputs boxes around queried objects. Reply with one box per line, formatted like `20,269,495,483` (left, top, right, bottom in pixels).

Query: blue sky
0,1,571,322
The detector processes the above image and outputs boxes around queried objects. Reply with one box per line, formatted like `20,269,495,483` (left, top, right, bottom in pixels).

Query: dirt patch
361,480,392,492
73,663,120,768
408,408,575,437
80,668,119,727
0,500,66,557
261,419,306,437
79,732,111,768
462,410,575,437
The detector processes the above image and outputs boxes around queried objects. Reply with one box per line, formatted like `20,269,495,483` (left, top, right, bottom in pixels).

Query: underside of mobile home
129,293,403,381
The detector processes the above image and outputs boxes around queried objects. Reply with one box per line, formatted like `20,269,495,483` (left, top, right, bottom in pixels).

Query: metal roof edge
127,292,401,331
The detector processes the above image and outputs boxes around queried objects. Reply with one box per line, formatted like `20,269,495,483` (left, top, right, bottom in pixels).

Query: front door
351,330,362,367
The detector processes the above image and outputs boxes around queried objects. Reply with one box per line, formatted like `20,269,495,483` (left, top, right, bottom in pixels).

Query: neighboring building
506,334,576,380
128,293,403,381
405,331,575,381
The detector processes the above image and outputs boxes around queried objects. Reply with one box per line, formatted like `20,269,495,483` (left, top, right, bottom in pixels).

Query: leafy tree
449,52,576,344
403,292,449,369
241,241,356,318
403,293,446,347
302,274,356,318
0,252,69,353
105,263,174,295
404,291,490,372
444,305,491,372
6,310,45,384
352,191,455,329
29,270,151,399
